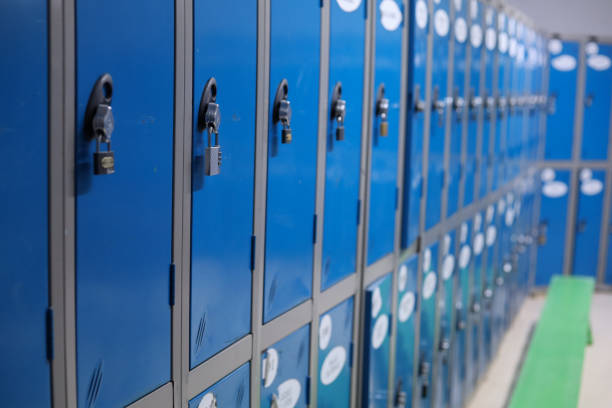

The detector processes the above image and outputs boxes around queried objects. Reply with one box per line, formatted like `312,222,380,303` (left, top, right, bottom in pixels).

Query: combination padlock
331,82,346,141
85,73,116,175
376,84,390,137
273,79,293,144
198,78,222,176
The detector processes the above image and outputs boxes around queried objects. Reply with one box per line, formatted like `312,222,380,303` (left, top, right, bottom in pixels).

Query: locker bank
1,0,611,407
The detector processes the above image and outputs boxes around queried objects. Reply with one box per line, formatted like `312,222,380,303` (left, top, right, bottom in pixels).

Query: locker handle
577,219,587,233
584,93,594,108
376,84,390,136
330,82,346,141
197,77,222,176
85,73,115,175
273,79,292,144
414,84,426,113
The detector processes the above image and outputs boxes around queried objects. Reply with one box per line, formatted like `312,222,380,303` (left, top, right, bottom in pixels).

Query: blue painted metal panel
467,212,484,390
261,325,311,408
417,242,439,407
367,0,402,263
189,363,250,408
492,12,508,192
573,170,606,279
491,198,506,355
446,0,468,219
322,1,365,289
504,18,517,181
0,1,50,406
605,179,612,285
433,232,456,408
581,44,612,161
481,205,496,372
425,0,451,230
75,1,174,406
535,169,570,286
190,0,256,368
395,256,418,407
362,273,392,408
479,5,496,199
450,220,472,408
265,0,320,321
464,0,483,208
402,0,429,248
545,41,579,160
317,297,354,407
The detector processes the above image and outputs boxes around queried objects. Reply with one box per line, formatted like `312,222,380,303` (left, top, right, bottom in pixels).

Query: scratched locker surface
189,363,249,408
0,0,51,406
74,0,174,406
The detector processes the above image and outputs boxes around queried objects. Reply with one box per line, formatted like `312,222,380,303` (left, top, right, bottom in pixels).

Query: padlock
204,132,222,176
92,104,115,175
376,84,390,137
273,79,293,144
94,138,115,175
198,78,223,176
331,82,347,142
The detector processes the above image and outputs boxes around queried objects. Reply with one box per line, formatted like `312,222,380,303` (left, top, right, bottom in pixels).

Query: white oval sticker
380,0,403,31
337,0,362,13
263,348,279,388
198,393,216,408
581,179,603,196
415,0,428,30
508,18,516,35
498,32,509,53
585,41,599,56
470,24,483,48
588,54,612,71
422,272,437,299
542,181,568,198
319,314,332,350
474,213,482,231
434,9,450,37
372,314,389,349
460,222,468,243
320,346,347,385
371,286,382,318
497,13,505,30
442,255,455,280
454,0,462,11
423,248,432,272
552,55,577,71
580,168,593,181
486,205,495,223
398,292,416,322
398,265,408,292
443,233,452,254
276,379,301,408
509,37,517,57
486,27,496,50
548,39,563,55
455,17,468,43
503,262,512,273
498,198,506,214
459,245,471,268
473,233,485,255
470,0,478,19
517,44,525,63
505,208,515,226
486,225,497,247
541,167,556,182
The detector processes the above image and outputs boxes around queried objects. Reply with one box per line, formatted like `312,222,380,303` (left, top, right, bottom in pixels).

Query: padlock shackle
85,73,113,140
198,77,218,133
272,79,290,124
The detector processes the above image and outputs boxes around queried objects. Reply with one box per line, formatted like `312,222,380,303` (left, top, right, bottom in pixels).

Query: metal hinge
250,235,256,271
46,307,54,361
169,263,176,306
313,214,318,244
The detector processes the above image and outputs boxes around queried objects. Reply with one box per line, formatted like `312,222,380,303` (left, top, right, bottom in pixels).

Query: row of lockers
1,0,547,407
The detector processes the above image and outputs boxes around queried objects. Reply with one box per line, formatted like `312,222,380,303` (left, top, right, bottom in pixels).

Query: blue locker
505,17,519,180
605,186,612,285
394,257,418,407
514,23,527,178
450,221,471,408
322,0,366,290
572,169,606,279
0,1,51,405
189,363,250,408
417,243,439,407
481,205,496,370
362,273,392,407
402,0,429,248
467,212,484,389
535,169,570,286
265,0,320,321
367,0,403,263
491,198,507,355
581,43,612,161
261,325,311,408
492,11,509,191
190,0,256,368
425,0,451,230
479,5,496,199
545,40,579,160
317,297,354,407
433,232,456,408
463,0,483,207
446,0,468,218
75,1,174,406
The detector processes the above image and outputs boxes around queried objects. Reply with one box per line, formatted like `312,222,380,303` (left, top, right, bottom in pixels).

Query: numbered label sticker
470,24,483,47
542,181,568,198
551,55,577,71
276,379,301,408
398,265,408,292
422,272,437,300
371,287,382,318
398,292,416,322
455,17,468,43
372,314,389,349
435,9,450,37
442,255,455,280
380,0,403,31
320,346,347,385
459,245,471,268
263,348,279,388
197,393,216,408
319,314,332,350
337,0,362,12
415,0,428,29
588,54,612,71
486,27,496,50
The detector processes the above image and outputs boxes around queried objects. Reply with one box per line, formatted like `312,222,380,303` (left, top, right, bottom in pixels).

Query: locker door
322,0,366,290
417,242,439,407
189,363,250,408
75,1,174,406
317,297,354,407
425,0,450,230
604,184,612,285
464,0,483,207
446,0,468,218
492,11,508,191
450,220,471,408
514,23,527,178
545,40,579,160
261,325,311,408
394,257,418,408
479,5,496,199
581,43,612,161
468,212,484,389
482,205,496,369
0,1,51,406
433,232,456,408
265,0,320,321
491,198,506,354
190,0,256,368
362,273,392,408
367,0,403,263
572,169,606,279
402,0,429,248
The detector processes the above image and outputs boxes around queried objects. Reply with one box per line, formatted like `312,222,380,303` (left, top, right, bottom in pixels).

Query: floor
467,292,612,408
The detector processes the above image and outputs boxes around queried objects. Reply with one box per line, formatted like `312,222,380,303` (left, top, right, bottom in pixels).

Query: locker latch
273,79,293,144
414,84,426,113
331,82,346,141
471,297,481,314
547,93,557,115
394,379,407,408
419,360,430,398
585,93,594,108
376,84,390,136
455,302,466,330
485,94,496,119
452,87,464,114
85,73,115,175
198,77,222,176
495,276,504,287
432,85,445,126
